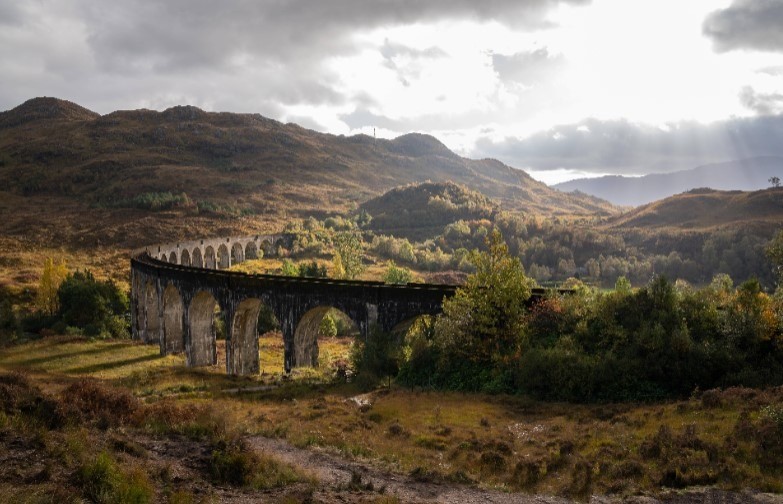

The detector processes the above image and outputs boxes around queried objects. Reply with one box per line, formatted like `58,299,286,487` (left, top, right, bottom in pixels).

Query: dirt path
247,436,783,504
248,436,570,503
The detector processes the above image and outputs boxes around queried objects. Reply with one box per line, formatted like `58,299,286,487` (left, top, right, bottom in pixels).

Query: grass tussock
209,439,317,489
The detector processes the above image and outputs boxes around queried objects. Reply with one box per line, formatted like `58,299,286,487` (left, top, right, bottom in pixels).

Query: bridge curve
130,234,457,376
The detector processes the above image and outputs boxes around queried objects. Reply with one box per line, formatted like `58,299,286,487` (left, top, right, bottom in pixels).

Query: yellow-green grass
1,336,782,497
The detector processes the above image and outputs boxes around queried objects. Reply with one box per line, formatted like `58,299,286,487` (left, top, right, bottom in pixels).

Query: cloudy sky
1,0,782,184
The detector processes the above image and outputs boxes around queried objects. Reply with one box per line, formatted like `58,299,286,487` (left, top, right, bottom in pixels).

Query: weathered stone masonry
130,234,458,376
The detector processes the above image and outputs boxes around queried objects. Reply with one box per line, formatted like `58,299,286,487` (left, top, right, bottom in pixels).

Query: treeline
281,209,777,290
353,231,783,402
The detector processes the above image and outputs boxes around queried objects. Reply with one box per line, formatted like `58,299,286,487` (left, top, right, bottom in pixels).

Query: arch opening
231,242,244,265
188,291,219,367
143,281,161,344
169,251,177,264
162,284,185,354
159,254,168,263
293,306,359,369
245,242,258,260
204,246,216,269
260,240,275,258
180,249,191,266
192,248,203,268
217,244,230,269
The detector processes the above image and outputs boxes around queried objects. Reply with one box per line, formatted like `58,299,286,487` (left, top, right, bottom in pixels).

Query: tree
770,176,781,188
319,314,338,338
58,270,129,338
767,230,783,287
332,232,365,280
36,258,68,316
434,230,534,381
280,259,299,277
298,260,327,278
383,261,413,284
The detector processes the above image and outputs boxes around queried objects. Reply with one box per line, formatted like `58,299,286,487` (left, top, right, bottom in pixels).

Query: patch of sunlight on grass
0,335,183,380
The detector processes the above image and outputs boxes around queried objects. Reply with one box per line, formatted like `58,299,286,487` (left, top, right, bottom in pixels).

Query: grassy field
1,335,783,502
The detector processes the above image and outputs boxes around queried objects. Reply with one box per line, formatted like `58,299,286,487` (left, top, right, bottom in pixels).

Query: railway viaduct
131,234,457,375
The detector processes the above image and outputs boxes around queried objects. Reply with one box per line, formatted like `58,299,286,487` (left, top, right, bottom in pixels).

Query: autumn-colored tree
331,232,365,280
434,230,534,375
382,261,413,284
36,258,67,316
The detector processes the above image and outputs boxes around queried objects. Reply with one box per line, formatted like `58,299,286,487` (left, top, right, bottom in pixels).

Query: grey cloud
380,40,448,62
82,0,586,73
492,47,565,85
703,0,783,53
740,86,783,115
472,115,783,175
0,0,588,112
380,39,448,86
758,65,783,75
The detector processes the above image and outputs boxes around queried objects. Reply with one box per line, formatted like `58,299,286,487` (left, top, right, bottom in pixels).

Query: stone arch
231,242,244,265
188,291,219,367
204,246,216,269
245,241,258,260
143,281,161,344
293,306,360,368
228,298,265,375
217,244,230,269
162,283,185,354
180,249,191,266
260,239,275,257
391,314,436,342
159,253,168,263
192,248,203,268
169,251,177,264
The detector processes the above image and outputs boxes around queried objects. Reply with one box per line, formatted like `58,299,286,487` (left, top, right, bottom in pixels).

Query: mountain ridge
0,97,616,249
554,156,783,206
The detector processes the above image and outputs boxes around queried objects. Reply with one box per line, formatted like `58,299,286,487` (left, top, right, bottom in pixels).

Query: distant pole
373,127,376,140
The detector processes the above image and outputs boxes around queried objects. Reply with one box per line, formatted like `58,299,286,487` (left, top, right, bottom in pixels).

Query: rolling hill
0,97,615,251
555,157,783,206
608,187,783,231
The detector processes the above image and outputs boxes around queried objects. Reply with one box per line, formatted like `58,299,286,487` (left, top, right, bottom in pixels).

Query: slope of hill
360,181,497,240
0,97,616,250
555,157,783,206
608,187,783,231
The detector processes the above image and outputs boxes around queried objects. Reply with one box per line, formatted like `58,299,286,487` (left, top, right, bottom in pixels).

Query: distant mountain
0,97,616,249
554,157,783,206
608,187,783,231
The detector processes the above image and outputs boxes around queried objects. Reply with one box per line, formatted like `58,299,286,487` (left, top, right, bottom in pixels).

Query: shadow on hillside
66,353,164,374
11,342,132,367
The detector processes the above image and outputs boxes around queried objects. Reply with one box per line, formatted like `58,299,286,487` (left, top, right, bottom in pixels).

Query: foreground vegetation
1,336,783,502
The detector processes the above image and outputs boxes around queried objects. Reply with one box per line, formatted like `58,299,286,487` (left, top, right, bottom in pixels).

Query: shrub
78,451,153,504
209,440,314,489
57,270,129,338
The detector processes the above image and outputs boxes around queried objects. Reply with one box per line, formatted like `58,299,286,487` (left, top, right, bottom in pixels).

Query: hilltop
0,97,615,251
609,187,783,231
360,181,497,240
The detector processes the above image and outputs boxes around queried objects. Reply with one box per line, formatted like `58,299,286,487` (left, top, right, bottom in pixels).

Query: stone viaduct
131,234,458,375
